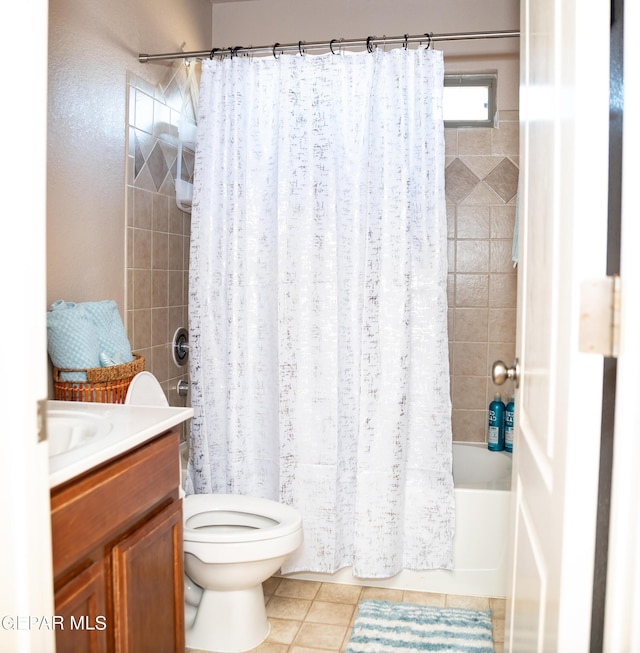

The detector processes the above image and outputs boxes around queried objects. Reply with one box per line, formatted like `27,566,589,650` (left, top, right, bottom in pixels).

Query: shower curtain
187,46,454,577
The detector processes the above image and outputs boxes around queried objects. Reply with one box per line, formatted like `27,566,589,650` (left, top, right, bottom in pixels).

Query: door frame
603,0,640,648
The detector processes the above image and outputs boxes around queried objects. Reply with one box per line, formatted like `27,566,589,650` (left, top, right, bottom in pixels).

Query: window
443,74,497,128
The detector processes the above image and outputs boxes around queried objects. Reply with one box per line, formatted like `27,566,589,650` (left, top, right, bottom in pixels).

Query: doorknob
491,358,520,388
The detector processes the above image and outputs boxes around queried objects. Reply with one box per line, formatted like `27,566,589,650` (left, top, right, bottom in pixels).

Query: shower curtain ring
209,48,218,60
329,39,338,55
403,34,409,50
423,33,432,49
231,46,242,58
366,36,375,53
298,40,305,56
273,43,281,59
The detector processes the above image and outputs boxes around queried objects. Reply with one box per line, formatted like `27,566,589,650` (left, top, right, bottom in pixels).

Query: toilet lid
183,493,302,544
125,372,169,407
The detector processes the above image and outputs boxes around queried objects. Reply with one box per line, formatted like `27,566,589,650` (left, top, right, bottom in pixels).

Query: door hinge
37,399,47,444
579,276,621,357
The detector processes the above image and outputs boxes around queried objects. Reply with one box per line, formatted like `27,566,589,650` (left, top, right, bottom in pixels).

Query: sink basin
47,409,113,456
47,400,194,488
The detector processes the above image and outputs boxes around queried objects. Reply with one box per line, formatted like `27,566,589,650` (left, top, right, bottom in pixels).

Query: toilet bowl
183,493,303,652
125,372,304,653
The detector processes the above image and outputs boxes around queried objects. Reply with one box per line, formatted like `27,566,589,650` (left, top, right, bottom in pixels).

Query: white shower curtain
187,47,454,577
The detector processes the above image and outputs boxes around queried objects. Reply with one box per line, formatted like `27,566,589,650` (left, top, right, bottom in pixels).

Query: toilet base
185,584,270,652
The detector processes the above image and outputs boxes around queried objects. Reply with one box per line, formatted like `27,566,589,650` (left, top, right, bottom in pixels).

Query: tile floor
186,576,506,653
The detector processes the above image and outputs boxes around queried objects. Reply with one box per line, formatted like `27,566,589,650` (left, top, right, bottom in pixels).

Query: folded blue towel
47,301,102,380
47,300,133,381
82,300,134,365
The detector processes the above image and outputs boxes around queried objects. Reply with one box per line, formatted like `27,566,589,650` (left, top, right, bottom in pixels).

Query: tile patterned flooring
187,576,506,653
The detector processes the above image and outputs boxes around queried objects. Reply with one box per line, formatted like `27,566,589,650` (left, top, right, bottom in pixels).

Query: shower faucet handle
172,327,190,367
491,358,520,389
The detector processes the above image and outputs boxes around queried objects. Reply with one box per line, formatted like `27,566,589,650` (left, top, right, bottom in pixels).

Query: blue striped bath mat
345,600,494,652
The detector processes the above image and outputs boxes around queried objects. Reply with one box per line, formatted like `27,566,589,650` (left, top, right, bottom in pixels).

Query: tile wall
445,111,519,442
125,63,197,409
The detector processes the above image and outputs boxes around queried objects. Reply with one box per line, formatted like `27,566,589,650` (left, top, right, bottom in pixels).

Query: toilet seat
125,371,169,407
183,494,302,544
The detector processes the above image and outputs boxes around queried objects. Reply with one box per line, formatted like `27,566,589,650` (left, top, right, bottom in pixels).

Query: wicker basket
53,354,145,404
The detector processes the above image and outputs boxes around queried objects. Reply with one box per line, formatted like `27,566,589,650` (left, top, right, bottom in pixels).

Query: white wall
211,0,520,110
47,0,212,312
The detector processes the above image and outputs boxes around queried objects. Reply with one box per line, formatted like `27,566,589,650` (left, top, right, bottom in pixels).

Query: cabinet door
55,560,108,653
112,500,185,653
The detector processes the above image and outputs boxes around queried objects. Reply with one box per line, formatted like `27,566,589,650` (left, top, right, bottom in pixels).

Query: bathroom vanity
47,401,193,653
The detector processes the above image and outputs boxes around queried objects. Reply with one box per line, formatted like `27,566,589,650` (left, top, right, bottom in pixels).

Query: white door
506,1,612,651
0,1,55,652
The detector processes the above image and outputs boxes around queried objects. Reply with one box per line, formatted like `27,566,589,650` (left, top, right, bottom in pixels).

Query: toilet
125,372,304,653
183,494,303,652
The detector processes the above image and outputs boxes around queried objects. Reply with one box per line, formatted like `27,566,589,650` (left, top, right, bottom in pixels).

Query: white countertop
47,400,193,488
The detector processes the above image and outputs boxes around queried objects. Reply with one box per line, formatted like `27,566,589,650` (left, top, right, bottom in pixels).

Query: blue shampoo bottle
488,393,505,451
505,397,515,453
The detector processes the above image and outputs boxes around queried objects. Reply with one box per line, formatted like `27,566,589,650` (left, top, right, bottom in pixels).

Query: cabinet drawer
51,430,180,580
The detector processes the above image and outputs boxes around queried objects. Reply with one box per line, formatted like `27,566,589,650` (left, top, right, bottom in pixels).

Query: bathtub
284,442,513,598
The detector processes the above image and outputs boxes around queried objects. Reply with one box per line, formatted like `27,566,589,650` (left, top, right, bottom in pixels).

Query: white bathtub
284,442,513,598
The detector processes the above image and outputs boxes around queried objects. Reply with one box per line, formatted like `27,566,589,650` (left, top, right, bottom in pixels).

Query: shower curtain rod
138,29,519,63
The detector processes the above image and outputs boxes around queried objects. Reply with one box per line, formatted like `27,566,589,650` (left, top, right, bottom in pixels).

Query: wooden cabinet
50,430,185,653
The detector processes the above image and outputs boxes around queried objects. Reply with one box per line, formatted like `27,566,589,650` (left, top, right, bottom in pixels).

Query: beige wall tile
456,240,490,274
152,193,169,232
490,240,516,273
133,228,152,269
452,409,487,442
133,187,153,229
132,308,152,350
491,121,520,156
452,342,488,376
127,74,195,405
459,155,503,179
151,343,170,382
454,308,489,342
132,269,151,309
446,159,480,203
152,270,168,307
151,307,169,346
458,128,492,155
444,129,458,156
152,231,169,270
484,158,519,202
489,273,518,308
452,375,488,410
448,240,456,273
456,205,491,239
455,274,489,307
460,182,503,206
490,205,516,238
447,204,456,238
488,308,517,343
